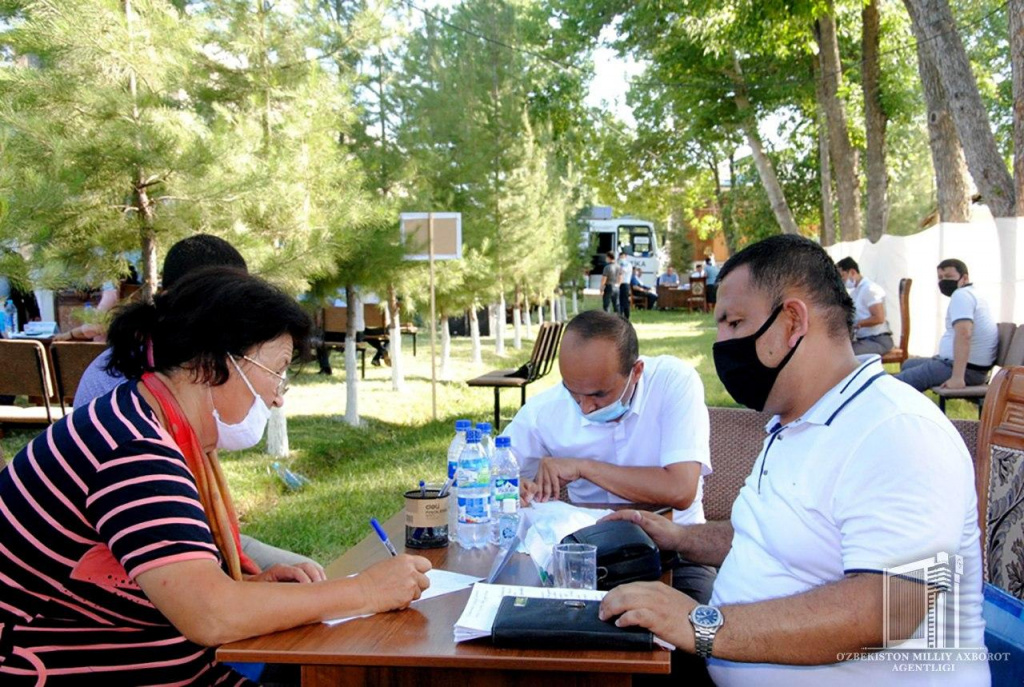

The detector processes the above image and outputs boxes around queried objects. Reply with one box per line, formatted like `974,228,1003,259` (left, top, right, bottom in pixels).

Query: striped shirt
0,382,254,686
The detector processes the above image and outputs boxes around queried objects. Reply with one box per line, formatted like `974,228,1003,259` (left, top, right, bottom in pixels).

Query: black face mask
712,304,804,412
938,279,959,298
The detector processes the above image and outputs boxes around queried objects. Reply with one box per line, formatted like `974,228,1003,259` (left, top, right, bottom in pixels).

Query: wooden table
218,512,671,686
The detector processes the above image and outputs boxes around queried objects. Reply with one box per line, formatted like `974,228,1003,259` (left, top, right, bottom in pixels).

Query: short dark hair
162,234,247,290
937,259,968,278
717,234,854,339
606,251,615,261
564,310,638,375
107,266,311,384
836,257,859,273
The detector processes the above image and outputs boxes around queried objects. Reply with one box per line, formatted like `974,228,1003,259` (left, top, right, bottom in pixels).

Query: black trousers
619,284,631,320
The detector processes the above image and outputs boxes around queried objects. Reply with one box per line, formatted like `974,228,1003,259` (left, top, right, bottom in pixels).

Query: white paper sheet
323,568,482,626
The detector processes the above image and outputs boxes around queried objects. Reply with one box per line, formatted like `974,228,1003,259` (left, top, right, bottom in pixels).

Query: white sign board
400,212,462,260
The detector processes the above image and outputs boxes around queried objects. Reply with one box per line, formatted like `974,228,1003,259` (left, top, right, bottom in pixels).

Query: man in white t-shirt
895,259,998,391
836,257,894,356
502,309,715,603
600,235,988,686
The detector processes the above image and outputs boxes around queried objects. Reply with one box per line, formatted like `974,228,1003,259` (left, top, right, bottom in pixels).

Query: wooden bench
0,339,65,434
466,321,565,431
316,306,367,379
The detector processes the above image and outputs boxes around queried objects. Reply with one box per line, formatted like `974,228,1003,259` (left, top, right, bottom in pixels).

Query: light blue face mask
578,368,638,424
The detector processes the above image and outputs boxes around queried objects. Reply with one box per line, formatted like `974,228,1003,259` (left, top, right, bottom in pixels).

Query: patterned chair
976,367,1024,600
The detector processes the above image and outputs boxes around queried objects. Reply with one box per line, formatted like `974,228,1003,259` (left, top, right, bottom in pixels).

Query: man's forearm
710,574,919,665
951,328,971,380
675,520,733,567
579,460,699,511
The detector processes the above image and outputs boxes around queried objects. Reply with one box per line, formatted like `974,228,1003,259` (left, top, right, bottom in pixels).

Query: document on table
454,582,675,650
323,569,481,626
453,583,605,642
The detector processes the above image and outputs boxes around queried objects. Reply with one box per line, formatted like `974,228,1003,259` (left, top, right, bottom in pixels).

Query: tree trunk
494,293,506,355
814,53,836,246
862,0,889,241
907,6,972,222
137,198,158,302
440,315,451,380
524,298,533,338
344,285,359,426
513,284,523,349
469,307,482,364
571,289,578,316
387,285,405,392
1012,0,1024,215
904,0,1015,217
731,57,800,236
815,8,862,241
266,406,289,457
538,300,545,324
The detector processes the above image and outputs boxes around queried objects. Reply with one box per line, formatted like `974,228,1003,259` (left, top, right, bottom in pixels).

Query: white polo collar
765,355,887,433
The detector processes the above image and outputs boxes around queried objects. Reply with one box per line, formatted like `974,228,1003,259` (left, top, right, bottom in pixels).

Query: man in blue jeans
895,258,998,391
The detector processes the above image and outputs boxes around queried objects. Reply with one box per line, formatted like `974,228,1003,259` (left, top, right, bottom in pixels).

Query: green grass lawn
0,301,983,563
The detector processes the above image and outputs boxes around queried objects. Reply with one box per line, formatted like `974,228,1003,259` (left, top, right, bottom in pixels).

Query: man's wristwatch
688,604,724,658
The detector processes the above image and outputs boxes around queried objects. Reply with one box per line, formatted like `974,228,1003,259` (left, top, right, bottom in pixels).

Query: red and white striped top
0,382,254,685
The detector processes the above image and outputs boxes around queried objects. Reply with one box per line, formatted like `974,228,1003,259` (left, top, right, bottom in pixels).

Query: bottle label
493,477,519,512
457,495,491,524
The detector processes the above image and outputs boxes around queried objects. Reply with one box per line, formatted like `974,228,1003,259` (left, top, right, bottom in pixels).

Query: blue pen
370,518,398,557
437,476,453,498
419,480,427,497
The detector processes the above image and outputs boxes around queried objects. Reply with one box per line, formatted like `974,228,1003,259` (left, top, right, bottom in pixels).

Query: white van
581,218,665,290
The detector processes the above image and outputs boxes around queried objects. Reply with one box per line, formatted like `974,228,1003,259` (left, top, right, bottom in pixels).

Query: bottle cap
476,422,492,434
464,429,481,443
455,419,472,431
495,436,511,448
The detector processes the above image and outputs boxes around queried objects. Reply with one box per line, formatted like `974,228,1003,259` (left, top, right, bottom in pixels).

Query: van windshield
617,225,654,257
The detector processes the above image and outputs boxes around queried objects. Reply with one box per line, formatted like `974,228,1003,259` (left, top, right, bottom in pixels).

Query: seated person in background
659,265,680,286
894,258,998,391
630,267,657,309
836,257,894,356
0,267,431,685
72,234,247,402
72,234,316,572
691,262,706,279
504,310,716,604
600,234,987,685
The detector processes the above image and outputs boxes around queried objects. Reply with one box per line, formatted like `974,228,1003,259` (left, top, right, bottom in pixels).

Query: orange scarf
141,372,259,579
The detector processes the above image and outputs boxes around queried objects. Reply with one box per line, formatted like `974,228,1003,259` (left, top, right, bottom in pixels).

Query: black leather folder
490,596,655,651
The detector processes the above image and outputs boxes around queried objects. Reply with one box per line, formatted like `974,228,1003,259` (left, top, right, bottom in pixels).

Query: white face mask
844,278,856,289
213,357,272,451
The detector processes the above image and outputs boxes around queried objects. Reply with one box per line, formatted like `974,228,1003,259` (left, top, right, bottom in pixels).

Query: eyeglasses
237,355,289,397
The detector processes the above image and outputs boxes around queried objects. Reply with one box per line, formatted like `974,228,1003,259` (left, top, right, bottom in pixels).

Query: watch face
693,606,722,627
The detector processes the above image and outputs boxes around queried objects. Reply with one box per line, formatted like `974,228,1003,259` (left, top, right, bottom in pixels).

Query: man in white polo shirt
836,256,893,356
895,258,998,391
502,309,714,603
600,235,988,685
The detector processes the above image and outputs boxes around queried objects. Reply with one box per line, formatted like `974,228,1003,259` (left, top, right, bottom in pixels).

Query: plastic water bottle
456,429,491,549
270,461,310,490
476,422,495,461
447,419,471,541
4,300,18,336
491,436,520,547
476,422,495,521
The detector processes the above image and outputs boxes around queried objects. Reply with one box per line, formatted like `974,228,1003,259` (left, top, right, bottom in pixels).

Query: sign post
400,212,462,421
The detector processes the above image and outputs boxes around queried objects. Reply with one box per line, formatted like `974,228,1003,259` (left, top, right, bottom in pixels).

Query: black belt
966,362,993,373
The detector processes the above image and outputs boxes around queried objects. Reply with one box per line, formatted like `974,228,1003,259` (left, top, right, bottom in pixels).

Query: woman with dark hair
0,267,431,685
